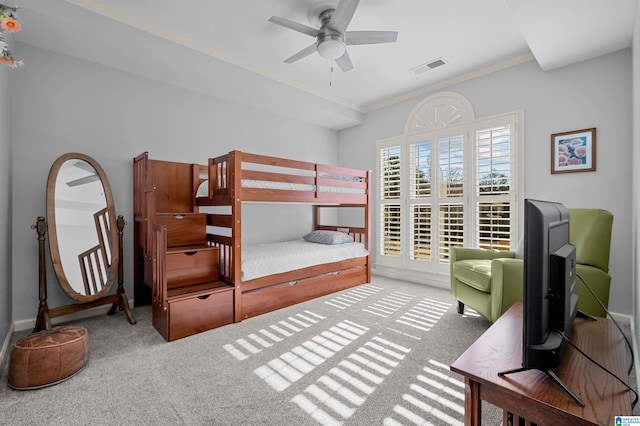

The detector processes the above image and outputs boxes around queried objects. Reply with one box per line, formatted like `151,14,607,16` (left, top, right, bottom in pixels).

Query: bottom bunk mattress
241,238,369,282
239,237,370,319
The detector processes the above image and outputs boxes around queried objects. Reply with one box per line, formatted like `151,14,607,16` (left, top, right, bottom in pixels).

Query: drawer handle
288,281,298,286
174,214,185,219
197,294,211,300
333,271,340,276
184,251,197,256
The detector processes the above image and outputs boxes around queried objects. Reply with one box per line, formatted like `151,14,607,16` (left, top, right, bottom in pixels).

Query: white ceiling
13,0,636,130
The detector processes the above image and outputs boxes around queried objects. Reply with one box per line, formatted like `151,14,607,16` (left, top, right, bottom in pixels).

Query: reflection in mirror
47,154,118,301
54,159,111,295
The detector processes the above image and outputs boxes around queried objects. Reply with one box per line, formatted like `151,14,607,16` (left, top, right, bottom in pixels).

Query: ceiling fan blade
74,161,96,173
66,174,100,187
335,50,354,72
284,43,318,63
268,16,321,38
345,30,398,45
329,0,360,33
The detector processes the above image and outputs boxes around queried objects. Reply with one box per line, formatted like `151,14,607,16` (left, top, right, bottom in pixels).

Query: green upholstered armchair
450,208,613,322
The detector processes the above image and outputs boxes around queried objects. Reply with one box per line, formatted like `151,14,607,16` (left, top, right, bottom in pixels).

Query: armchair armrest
490,258,524,322
450,247,516,263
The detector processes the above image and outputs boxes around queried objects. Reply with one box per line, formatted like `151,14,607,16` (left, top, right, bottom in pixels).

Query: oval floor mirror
34,152,136,331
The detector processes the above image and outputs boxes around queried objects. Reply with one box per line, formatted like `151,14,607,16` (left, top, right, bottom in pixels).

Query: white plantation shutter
409,142,432,262
380,204,401,257
439,203,464,263
376,95,521,276
477,202,511,250
379,143,402,258
438,135,464,198
476,125,511,195
437,134,465,263
380,145,401,199
410,204,431,261
472,120,516,251
410,141,431,198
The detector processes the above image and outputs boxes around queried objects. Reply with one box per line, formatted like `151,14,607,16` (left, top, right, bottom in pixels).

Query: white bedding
196,179,364,198
241,239,368,281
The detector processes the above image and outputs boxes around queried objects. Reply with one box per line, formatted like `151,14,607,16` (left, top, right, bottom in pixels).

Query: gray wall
338,49,634,316
10,43,338,325
0,42,13,354
3,40,636,332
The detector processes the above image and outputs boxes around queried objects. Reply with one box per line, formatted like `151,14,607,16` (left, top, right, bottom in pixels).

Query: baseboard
608,311,632,325
0,322,15,376
371,267,449,289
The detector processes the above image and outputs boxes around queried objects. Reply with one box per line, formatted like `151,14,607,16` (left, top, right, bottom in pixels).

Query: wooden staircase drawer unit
162,285,233,342
166,246,219,289
155,213,206,247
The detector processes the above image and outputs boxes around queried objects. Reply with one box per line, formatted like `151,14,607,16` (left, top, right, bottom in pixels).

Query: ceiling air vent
410,57,447,75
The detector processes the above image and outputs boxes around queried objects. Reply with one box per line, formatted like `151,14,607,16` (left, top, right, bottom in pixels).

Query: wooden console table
450,302,631,425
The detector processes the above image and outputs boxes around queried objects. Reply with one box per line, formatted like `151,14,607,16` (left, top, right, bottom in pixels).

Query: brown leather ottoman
7,326,89,390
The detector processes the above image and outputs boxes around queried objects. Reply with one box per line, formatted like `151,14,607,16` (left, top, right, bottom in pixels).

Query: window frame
375,92,523,278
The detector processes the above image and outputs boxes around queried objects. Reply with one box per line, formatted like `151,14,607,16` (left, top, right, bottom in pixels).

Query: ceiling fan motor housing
317,31,346,59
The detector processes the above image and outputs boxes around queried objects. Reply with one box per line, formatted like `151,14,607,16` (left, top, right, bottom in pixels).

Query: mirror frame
46,152,119,302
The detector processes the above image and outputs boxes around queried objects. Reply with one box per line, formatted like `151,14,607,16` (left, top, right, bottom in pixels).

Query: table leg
464,378,481,426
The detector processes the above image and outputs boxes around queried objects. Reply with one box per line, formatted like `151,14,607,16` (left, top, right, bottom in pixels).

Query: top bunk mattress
242,239,369,282
196,177,365,198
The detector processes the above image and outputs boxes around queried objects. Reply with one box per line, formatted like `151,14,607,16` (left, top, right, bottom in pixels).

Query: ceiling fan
268,0,398,72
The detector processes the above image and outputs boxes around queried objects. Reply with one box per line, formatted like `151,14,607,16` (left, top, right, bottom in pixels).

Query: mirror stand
33,215,136,332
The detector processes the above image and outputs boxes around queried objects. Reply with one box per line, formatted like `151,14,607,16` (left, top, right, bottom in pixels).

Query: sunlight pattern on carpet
223,310,327,361
383,359,465,426
363,291,417,318
324,284,384,309
394,297,452,333
291,336,411,425
254,320,369,391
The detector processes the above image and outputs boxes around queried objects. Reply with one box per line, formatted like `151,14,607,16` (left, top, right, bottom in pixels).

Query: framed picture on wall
550,128,596,174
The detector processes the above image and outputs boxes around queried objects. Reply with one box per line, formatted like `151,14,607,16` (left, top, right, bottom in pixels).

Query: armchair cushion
452,260,492,292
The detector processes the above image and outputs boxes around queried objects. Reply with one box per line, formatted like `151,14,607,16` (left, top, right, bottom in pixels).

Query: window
376,92,523,276
379,145,402,258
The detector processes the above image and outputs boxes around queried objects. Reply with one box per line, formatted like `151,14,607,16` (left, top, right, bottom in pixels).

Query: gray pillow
303,230,353,245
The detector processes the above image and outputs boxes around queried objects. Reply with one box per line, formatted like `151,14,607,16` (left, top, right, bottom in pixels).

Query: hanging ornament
0,4,22,68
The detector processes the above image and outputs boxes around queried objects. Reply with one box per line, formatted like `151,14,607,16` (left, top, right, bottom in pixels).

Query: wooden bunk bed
134,150,371,340
195,150,372,322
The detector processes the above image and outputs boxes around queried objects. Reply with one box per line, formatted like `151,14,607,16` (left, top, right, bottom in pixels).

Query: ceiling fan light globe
317,38,346,60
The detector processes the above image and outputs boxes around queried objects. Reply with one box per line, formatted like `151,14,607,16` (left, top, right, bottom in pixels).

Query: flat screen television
499,198,583,405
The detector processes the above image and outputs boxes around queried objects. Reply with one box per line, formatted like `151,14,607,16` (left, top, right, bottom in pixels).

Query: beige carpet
0,276,632,425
